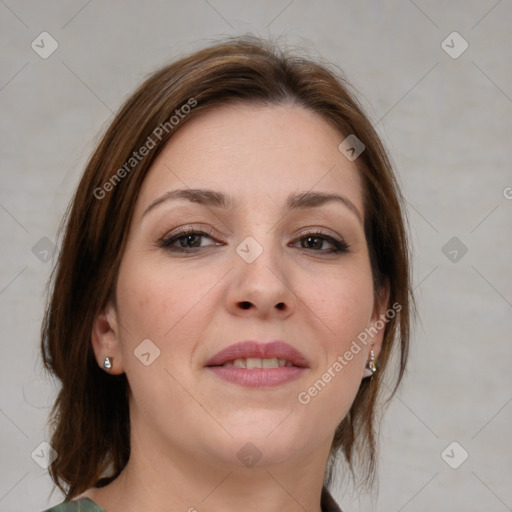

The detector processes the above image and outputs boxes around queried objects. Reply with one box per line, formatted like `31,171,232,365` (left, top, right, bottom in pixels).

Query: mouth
205,340,309,368
205,340,309,388
216,357,297,368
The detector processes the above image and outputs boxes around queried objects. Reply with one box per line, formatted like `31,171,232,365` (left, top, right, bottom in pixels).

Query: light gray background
1,1,511,511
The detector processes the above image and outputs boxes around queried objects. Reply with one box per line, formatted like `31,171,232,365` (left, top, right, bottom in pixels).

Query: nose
225,237,297,320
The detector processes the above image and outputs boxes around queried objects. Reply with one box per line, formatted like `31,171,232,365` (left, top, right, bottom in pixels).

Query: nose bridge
232,204,281,267
228,227,296,315
236,230,282,283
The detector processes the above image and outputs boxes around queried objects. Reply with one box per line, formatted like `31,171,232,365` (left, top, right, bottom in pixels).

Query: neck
89,425,330,512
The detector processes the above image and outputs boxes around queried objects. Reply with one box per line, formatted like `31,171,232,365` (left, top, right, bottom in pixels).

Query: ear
367,280,391,359
91,300,125,375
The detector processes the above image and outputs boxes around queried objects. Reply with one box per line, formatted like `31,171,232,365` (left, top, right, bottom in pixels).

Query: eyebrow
142,188,363,224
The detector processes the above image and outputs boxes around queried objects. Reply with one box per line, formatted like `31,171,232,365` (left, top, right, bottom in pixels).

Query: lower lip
207,366,307,387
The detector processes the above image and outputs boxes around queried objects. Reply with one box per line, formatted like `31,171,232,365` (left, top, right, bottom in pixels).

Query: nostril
238,301,286,310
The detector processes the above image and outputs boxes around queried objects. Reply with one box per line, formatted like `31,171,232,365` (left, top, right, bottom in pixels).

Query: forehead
134,102,364,218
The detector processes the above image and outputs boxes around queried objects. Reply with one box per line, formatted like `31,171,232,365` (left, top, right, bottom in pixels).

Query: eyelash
157,227,351,255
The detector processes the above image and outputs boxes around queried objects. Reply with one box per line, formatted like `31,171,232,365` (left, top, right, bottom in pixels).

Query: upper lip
205,341,309,368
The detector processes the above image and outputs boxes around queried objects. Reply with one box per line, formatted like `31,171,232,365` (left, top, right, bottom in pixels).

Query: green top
41,498,105,512
42,487,343,511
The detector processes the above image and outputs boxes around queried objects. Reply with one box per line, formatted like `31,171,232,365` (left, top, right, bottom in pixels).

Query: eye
291,231,351,254
157,227,350,255
157,227,222,252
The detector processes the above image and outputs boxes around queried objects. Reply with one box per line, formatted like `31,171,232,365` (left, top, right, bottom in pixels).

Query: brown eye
158,228,222,252
302,236,325,250
292,232,351,254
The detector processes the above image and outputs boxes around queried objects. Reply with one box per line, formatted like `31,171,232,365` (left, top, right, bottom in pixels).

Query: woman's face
94,103,388,470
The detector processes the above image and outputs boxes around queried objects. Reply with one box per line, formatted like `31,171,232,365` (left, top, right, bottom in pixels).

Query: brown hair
41,35,413,499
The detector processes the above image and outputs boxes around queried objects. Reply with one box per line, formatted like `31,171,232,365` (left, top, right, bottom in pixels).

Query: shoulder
40,497,107,512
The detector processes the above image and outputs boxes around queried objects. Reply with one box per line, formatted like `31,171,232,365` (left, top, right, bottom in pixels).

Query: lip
204,340,309,368
205,340,309,388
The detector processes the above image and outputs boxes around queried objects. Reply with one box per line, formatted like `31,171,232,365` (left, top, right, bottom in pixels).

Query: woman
40,35,413,512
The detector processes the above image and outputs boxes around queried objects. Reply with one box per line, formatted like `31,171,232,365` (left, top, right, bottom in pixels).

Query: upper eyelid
162,226,344,239
160,227,347,248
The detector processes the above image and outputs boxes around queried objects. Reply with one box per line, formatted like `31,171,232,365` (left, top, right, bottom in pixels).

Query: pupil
306,237,320,249
181,235,199,247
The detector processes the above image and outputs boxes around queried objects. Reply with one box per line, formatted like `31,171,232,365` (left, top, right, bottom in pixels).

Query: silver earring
103,356,113,371
363,349,376,378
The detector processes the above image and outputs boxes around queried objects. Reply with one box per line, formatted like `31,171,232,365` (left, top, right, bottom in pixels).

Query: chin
207,435,307,469
208,410,317,467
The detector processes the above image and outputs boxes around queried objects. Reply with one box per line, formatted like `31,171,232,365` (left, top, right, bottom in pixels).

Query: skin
82,103,389,512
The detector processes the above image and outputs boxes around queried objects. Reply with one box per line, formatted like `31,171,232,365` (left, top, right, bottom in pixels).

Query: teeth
262,357,279,368
246,357,262,369
222,358,291,368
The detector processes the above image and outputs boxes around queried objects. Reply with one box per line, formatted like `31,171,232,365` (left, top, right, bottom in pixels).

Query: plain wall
1,1,511,511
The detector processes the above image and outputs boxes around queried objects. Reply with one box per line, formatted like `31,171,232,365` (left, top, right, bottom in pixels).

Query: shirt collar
321,485,343,512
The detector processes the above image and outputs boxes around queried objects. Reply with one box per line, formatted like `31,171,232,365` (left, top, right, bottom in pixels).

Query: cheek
114,260,208,410
117,261,204,337
294,268,374,417
302,265,375,350
115,258,223,377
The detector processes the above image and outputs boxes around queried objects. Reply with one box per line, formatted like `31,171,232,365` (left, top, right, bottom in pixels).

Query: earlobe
362,348,377,378
368,280,391,359
91,302,124,375
361,283,390,379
